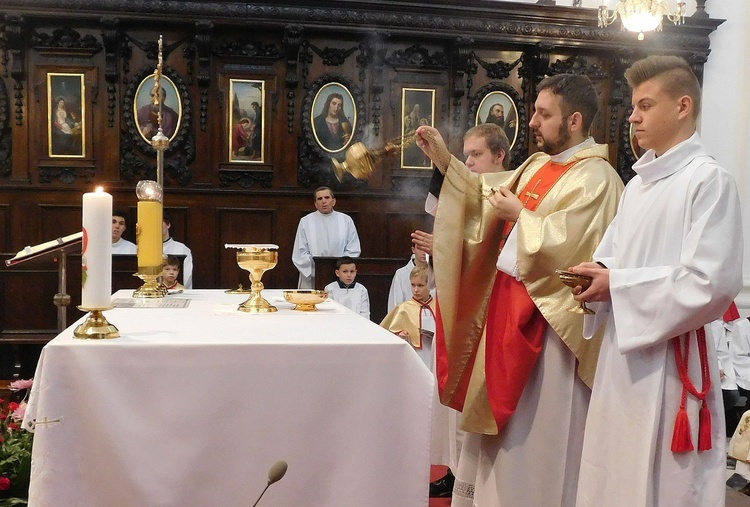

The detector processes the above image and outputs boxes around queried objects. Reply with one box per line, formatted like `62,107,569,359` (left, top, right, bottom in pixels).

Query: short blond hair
409,265,429,282
625,56,701,120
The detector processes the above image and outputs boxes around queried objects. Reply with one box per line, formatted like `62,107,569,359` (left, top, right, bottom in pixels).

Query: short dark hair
113,209,128,222
624,55,701,119
165,255,181,269
336,256,356,269
537,74,599,133
463,123,511,170
315,186,334,199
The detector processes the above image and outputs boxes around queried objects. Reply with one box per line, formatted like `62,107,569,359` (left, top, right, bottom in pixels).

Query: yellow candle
137,200,163,268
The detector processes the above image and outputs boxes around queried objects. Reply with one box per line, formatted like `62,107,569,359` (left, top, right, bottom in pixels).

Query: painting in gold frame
229,79,265,163
311,82,356,154
47,73,85,158
133,73,182,145
401,88,435,169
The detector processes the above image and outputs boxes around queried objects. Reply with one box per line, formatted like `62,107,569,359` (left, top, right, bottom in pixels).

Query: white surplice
324,281,370,319
291,210,361,289
111,238,136,255
577,133,743,507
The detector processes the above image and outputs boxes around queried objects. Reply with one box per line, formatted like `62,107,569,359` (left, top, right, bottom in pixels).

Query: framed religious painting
401,87,435,169
133,73,182,144
310,82,357,154
475,90,519,151
469,82,526,168
47,73,85,158
228,79,265,163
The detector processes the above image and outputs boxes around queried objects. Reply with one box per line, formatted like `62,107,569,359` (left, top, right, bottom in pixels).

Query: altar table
24,290,434,507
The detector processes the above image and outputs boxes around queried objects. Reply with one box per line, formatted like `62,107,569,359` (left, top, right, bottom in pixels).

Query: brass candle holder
133,265,168,298
555,269,595,315
226,244,279,313
73,306,119,340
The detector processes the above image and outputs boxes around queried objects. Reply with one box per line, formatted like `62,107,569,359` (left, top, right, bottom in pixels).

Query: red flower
0,413,6,420
8,402,18,411
0,476,10,490
8,422,20,431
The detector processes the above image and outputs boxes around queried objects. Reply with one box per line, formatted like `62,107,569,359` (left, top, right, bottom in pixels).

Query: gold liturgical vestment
434,144,623,434
381,297,436,349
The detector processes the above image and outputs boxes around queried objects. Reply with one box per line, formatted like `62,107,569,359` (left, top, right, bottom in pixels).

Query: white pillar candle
82,187,112,308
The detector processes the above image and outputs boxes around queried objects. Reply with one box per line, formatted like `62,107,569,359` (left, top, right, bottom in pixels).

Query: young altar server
324,256,370,319
381,265,460,483
571,55,743,507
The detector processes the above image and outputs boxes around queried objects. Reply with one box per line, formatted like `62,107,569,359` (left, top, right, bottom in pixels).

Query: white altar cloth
24,289,434,507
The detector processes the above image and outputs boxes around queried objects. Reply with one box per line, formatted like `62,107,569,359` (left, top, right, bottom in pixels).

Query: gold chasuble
433,144,623,434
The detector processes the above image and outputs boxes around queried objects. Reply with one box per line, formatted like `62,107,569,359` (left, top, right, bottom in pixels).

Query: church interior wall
0,0,730,373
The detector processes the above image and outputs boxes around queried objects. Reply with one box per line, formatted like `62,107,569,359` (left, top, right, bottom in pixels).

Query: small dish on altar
283,290,329,311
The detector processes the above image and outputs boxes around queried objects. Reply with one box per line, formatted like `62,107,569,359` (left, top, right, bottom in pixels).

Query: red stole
413,296,435,349
436,159,577,430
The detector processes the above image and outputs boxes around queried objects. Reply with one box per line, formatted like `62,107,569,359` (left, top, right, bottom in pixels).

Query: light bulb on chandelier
598,0,686,40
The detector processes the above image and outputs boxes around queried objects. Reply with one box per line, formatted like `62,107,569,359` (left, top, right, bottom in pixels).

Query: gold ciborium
332,131,418,182
283,289,329,311
556,269,595,315
226,244,279,313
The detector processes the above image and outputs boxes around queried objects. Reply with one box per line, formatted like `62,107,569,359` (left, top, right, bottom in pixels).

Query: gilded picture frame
311,82,357,154
475,91,519,150
133,73,182,145
228,79,265,163
47,73,85,158
401,87,435,169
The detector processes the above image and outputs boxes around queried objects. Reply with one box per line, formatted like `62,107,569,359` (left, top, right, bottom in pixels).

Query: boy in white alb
324,256,370,320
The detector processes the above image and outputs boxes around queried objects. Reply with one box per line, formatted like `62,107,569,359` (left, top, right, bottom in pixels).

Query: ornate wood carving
386,44,448,71
192,21,213,132
547,56,607,80
31,27,102,58
475,54,521,81
101,17,121,128
0,76,10,177
451,37,473,130
38,165,95,184
218,169,273,189
282,25,303,134
4,16,25,126
308,43,358,67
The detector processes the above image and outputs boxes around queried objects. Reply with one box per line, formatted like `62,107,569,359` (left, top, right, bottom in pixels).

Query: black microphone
251,460,288,507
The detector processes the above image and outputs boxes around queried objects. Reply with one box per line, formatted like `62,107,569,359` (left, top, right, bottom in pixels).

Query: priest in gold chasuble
414,73,623,507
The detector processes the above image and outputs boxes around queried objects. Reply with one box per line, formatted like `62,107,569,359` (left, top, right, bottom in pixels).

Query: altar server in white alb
324,256,370,319
162,215,194,289
571,55,743,507
292,186,361,289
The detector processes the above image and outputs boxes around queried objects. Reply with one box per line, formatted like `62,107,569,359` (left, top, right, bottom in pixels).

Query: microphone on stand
251,460,288,507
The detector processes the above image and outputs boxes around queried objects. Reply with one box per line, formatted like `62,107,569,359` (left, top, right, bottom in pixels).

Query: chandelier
598,1,686,40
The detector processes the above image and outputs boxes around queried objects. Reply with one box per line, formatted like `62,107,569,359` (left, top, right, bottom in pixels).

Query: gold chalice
555,269,595,315
283,289,329,311
225,244,279,313
332,131,419,182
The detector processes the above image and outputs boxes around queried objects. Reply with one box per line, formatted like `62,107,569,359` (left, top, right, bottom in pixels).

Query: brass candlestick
226,244,279,313
73,306,119,340
133,265,168,298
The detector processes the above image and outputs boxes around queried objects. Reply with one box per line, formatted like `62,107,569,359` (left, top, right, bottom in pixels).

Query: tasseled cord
671,327,712,453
